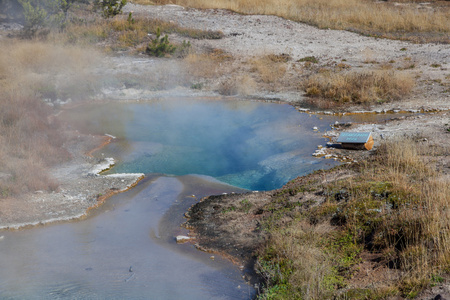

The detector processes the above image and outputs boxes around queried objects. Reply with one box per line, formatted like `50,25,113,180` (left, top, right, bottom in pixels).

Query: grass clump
298,56,318,64
302,70,414,105
250,54,288,86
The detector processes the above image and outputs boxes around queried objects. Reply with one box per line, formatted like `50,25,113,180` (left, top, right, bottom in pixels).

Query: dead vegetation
58,14,223,53
257,138,449,299
135,0,450,43
0,40,101,197
302,70,415,107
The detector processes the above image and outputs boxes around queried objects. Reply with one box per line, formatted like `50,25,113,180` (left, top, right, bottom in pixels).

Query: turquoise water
0,99,343,299
69,99,339,190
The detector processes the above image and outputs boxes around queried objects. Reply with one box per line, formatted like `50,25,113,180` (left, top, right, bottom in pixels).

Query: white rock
176,235,191,243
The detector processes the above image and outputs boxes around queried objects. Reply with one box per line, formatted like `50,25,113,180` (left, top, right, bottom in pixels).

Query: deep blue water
71,99,339,190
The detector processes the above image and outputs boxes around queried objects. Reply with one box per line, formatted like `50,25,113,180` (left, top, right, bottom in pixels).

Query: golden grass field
134,0,450,43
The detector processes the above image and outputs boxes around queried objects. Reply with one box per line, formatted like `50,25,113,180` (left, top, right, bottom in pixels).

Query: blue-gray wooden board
337,132,372,143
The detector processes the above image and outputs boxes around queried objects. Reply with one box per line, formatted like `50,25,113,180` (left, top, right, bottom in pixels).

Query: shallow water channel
1,98,372,299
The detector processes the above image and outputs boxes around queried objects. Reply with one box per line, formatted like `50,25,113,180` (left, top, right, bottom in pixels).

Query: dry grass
302,70,414,106
0,96,69,196
133,0,450,43
0,40,101,197
257,222,338,299
250,54,289,85
0,39,100,100
257,138,450,298
62,16,223,52
183,51,226,79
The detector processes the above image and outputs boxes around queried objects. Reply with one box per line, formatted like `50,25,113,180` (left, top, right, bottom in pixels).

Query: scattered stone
176,235,192,243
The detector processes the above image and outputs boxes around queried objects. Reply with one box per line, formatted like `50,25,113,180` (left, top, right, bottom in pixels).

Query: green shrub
17,0,71,37
146,27,176,57
95,0,127,18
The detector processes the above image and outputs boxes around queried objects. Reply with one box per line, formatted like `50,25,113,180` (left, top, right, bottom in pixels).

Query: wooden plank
337,132,372,144
338,132,374,150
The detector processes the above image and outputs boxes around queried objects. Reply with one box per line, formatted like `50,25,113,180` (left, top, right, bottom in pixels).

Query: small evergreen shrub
96,0,127,18
17,0,72,37
146,27,176,57
174,40,191,58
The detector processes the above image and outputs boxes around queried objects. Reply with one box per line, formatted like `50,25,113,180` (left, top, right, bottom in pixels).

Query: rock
176,235,191,243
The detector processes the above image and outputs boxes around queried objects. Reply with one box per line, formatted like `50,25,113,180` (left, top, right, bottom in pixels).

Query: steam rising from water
65,98,339,190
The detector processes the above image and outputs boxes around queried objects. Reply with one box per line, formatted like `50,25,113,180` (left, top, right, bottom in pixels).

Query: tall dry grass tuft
0,39,101,197
352,139,449,296
258,221,337,299
374,140,450,276
183,49,232,79
0,96,70,196
0,40,101,100
302,70,414,105
250,54,288,86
